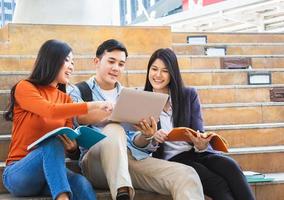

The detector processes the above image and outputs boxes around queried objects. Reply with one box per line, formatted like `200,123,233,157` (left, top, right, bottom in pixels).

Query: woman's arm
77,101,113,124
186,88,211,151
15,80,88,119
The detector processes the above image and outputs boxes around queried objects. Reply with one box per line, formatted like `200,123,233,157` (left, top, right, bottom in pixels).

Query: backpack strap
75,81,93,102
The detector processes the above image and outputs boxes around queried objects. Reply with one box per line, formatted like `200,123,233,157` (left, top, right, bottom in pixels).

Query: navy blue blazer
153,87,215,159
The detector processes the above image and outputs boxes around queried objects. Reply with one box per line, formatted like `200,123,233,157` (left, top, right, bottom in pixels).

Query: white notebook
109,88,168,124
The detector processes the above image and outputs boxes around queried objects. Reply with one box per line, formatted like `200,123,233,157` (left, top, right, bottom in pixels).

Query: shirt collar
87,76,123,98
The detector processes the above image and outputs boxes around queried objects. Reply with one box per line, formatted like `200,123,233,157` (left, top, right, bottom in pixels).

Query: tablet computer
109,88,168,124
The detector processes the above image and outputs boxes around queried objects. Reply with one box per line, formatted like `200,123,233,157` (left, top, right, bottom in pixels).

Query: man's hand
134,117,168,144
134,117,157,138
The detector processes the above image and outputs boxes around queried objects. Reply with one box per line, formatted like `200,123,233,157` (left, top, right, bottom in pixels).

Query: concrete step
1,102,284,134
229,146,284,173
126,69,284,87
2,84,283,110
197,84,283,104
250,172,284,200
0,71,127,90
1,122,284,161
2,54,284,71
0,159,171,199
0,25,8,42
203,102,284,126
172,32,284,43
206,123,284,148
0,162,284,200
0,191,171,200
0,115,11,135
0,135,9,162
1,134,284,172
0,24,172,55
1,69,284,89
173,43,284,55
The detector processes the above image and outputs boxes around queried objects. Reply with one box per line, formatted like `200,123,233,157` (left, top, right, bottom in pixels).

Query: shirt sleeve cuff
130,132,159,152
194,145,208,153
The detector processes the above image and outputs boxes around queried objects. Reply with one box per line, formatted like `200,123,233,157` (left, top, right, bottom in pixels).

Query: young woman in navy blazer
135,48,255,200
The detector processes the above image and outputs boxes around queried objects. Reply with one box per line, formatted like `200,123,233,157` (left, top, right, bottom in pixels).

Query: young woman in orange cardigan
3,40,112,200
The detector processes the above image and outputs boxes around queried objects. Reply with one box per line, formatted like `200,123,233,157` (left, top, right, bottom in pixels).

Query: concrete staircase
0,24,284,199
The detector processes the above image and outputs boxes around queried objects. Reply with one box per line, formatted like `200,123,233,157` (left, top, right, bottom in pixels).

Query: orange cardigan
6,80,88,164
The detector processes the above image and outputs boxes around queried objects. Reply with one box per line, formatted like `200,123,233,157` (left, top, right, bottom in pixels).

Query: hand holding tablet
109,88,168,124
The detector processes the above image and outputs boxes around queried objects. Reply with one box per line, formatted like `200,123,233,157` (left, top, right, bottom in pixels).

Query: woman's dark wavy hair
144,48,187,127
4,39,72,121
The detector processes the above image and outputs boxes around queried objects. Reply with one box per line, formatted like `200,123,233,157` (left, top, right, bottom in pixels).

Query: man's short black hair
96,39,128,58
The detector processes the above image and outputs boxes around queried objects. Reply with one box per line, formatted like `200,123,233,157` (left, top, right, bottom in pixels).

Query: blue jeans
2,137,96,200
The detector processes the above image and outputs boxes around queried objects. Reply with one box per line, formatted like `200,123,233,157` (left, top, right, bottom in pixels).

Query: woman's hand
185,130,215,151
152,129,168,143
88,101,113,112
85,101,113,123
57,134,77,152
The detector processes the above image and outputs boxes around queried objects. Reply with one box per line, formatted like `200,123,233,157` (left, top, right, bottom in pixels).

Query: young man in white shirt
67,39,204,200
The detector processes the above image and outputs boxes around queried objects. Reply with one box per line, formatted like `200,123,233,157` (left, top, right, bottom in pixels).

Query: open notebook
27,126,106,150
167,127,229,152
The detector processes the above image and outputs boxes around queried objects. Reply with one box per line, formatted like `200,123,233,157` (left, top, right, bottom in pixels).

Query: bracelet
193,145,207,153
139,131,154,141
143,135,154,141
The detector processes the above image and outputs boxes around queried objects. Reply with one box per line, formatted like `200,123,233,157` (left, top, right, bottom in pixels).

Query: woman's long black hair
4,39,72,121
144,48,187,127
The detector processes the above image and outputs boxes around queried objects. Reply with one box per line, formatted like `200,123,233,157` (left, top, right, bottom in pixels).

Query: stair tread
266,173,284,182
0,189,166,200
1,145,283,156
228,145,284,154
173,42,284,46
2,68,284,74
2,122,284,136
2,54,284,58
0,102,283,112
203,102,284,108
1,84,284,93
205,122,284,130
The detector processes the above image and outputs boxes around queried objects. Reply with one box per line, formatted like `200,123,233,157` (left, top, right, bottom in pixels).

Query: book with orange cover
167,127,229,152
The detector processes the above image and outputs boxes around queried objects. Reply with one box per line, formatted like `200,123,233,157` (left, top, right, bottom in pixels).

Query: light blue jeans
3,137,96,200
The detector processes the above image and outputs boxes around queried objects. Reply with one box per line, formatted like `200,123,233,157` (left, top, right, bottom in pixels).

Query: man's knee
168,164,202,187
101,123,127,143
103,123,125,134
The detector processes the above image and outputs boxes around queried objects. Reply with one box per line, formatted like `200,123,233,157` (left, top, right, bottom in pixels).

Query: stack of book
243,171,274,183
